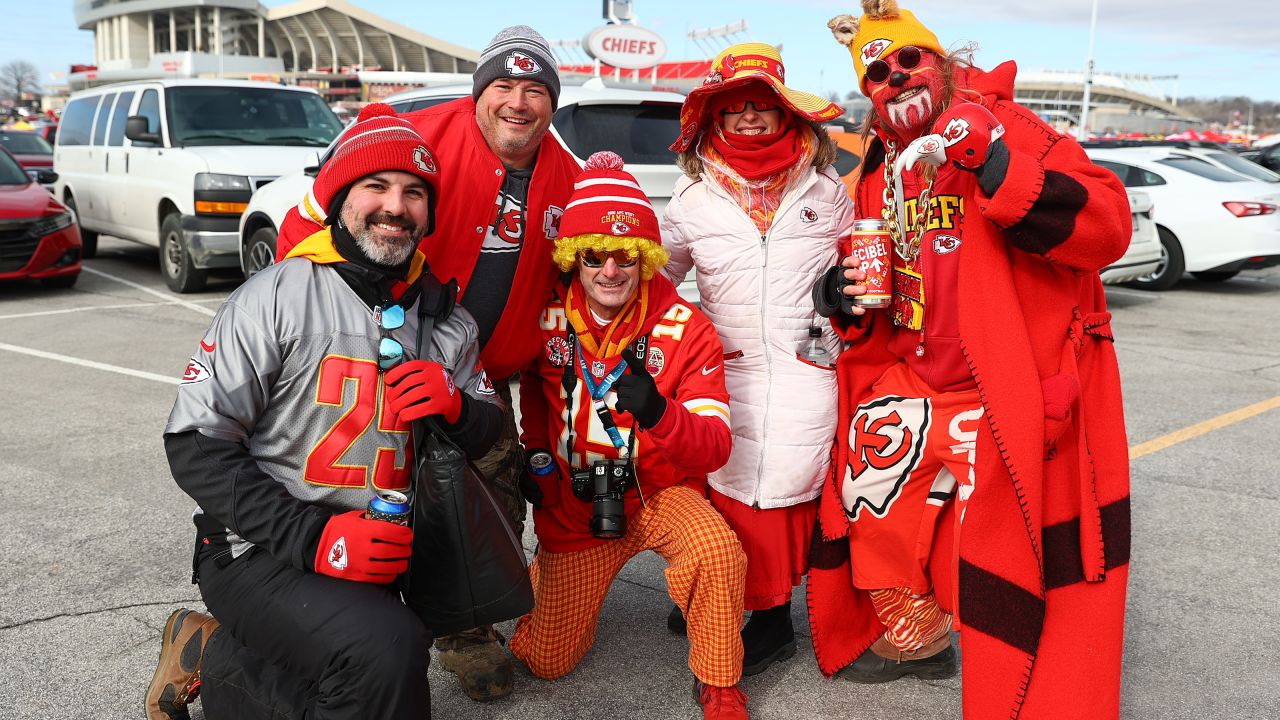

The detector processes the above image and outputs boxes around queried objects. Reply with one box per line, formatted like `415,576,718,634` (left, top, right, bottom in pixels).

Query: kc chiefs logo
860,38,892,64
841,395,931,520
506,51,540,75
413,145,437,174
939,118,971,147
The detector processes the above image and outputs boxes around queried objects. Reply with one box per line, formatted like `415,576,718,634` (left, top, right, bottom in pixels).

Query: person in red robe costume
806,2,1134,718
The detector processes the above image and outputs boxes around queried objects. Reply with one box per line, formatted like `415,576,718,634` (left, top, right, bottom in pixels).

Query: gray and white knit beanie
471,25,561,109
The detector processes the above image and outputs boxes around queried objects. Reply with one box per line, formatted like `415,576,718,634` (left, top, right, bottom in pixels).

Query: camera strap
561,326,647,464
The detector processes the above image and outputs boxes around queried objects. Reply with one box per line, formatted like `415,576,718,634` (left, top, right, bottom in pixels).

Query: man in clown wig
512,152,752,720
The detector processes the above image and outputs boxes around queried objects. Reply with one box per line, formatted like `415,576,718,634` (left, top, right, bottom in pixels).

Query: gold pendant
891,266,925,331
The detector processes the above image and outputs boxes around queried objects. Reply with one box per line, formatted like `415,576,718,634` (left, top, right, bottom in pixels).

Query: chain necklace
881,140,937,264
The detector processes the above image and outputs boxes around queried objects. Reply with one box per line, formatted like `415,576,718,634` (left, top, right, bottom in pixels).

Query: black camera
571,458,635,539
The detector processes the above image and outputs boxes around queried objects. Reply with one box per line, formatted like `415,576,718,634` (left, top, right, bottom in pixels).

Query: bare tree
0,61,41,103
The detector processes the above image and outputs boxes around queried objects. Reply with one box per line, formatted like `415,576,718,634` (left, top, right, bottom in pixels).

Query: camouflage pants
470,378,526,539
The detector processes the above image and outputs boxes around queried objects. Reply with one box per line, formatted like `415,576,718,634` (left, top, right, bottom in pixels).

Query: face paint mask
868,47,945,139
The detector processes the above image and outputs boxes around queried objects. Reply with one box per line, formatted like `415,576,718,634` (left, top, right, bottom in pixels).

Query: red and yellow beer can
840,219,892,309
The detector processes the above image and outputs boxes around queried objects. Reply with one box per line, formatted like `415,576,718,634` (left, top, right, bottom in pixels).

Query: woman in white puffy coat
660,42,856,677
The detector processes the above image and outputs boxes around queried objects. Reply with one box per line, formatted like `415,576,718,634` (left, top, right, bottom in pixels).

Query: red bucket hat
671,42,845,152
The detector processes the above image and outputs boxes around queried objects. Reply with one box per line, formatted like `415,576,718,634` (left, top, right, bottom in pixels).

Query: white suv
54,79,342,292
238,80,689,295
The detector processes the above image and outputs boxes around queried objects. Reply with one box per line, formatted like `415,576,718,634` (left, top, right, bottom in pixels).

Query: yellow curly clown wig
552,233,669,281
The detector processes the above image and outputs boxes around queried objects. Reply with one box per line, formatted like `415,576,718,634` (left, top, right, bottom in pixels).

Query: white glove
895,133,948,175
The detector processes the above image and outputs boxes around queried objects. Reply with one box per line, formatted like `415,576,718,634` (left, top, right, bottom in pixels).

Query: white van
53,79,342,292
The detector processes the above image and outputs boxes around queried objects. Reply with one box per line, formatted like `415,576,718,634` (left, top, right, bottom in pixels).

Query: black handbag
398,275,534,636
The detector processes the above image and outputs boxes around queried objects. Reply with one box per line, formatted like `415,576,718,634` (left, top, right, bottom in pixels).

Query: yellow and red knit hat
671,42,844,152
299,103,440,232
552,151,668,280
829,0,945,96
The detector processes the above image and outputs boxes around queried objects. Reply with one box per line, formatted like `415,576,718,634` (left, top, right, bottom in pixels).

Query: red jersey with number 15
519,283,733,552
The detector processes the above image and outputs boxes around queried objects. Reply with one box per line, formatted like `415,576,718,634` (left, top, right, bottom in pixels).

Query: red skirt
710,492,817,611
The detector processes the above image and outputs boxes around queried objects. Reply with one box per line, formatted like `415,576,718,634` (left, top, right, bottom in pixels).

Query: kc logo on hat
413,145,437,174
861,38,892,63
506,51,541,75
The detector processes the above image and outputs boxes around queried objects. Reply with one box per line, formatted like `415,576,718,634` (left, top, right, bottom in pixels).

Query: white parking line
0,342,180,385
0,299,222,321
82,266,218,317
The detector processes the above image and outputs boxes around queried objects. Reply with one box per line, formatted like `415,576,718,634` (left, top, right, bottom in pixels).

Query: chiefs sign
584,24,668,70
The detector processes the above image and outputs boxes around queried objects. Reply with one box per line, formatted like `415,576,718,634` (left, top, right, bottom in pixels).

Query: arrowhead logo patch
327,536,348,570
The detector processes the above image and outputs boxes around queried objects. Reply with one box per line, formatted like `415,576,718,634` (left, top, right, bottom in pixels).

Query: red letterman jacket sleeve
641,313,732,475
518,358,554,453
974,101,1132,273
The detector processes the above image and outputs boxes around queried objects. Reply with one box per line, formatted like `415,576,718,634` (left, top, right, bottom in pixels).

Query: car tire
160,213,208,293
1191,270,1239,282
242,225,278,278
1125,227,1184,291
40,274,78,289
64,194,98,259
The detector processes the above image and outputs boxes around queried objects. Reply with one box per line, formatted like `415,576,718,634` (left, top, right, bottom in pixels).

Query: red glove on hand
932,102,1005,170
384,360,462,424
314,510,413,584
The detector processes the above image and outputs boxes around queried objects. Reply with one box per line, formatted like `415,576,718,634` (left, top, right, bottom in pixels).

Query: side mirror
35,169,58,185
125,116,160,145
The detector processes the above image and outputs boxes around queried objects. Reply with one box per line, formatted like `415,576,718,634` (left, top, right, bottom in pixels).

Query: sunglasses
718,99,781,116
580,249,639,268
376,303,406,370
865,45,922,85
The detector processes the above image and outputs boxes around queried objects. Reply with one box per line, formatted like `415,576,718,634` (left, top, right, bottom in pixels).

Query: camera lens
591,496,626,539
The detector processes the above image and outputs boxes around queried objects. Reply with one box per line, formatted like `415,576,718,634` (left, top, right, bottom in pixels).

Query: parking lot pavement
1,237,1277,719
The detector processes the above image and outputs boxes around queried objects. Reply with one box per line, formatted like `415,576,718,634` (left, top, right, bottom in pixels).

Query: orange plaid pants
509,484,747,687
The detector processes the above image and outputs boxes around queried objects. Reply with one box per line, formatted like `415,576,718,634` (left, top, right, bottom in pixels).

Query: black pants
196,544,432,719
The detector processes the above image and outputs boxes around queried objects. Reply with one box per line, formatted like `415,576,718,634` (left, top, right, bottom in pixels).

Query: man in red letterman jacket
807,2,1134,718
514,152,751,720
276,24,579,703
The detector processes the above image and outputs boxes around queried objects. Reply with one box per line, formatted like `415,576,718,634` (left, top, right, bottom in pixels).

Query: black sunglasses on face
866,46,922,84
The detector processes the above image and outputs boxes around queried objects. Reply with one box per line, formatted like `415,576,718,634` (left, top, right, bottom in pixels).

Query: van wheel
160,213,207,293
64,194,98,259
242,225,278,278
1125,227,1184,291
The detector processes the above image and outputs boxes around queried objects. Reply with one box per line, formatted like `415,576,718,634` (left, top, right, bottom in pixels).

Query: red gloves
314,510,413,584
932,102,1004,170
384,360,462,424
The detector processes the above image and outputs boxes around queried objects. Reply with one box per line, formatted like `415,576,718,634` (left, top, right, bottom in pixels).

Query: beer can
366,490,411,525
839,218,892,309
527,450,555,477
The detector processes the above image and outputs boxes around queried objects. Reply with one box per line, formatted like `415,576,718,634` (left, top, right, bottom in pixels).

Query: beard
343,208,424,266
883,87,934,136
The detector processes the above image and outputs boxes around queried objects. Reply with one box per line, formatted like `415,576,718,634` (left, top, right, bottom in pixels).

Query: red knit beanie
552,152,668,279
306,103,440,230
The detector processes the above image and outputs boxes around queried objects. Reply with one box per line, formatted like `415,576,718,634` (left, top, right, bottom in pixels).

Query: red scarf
708,123,805,181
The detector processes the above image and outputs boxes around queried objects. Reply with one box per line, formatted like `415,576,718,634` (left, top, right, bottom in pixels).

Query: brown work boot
434,625,514,701
838,633,957,684
145,609,220,719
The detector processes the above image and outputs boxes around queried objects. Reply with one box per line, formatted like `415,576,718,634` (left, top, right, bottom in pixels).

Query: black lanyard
561,326,648,470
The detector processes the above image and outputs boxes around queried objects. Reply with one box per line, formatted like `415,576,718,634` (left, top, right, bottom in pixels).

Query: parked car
0,146,81,288
54,79,342,291
0,130,55,190
1098,189,1161,284
1086,146,1280,290
1246,142,1280,175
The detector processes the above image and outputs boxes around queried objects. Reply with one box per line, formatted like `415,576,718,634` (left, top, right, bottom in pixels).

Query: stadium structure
68,0,1203,132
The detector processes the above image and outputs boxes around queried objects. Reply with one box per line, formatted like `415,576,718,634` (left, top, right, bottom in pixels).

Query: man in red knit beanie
513,152,750,720
807,2,1134,718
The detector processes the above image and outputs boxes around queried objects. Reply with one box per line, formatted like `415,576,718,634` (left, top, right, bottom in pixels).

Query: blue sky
9,1,1280,102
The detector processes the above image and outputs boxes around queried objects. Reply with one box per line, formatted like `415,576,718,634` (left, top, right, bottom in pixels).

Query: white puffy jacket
661,165,856,508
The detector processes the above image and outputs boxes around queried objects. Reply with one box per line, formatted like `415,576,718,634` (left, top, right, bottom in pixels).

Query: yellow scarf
563,277,651,359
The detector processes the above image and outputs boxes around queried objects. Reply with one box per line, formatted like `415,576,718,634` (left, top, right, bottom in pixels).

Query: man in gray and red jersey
145,104,502,720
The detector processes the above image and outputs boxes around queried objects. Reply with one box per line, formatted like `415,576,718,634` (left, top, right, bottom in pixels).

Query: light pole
1078,0,1099,141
